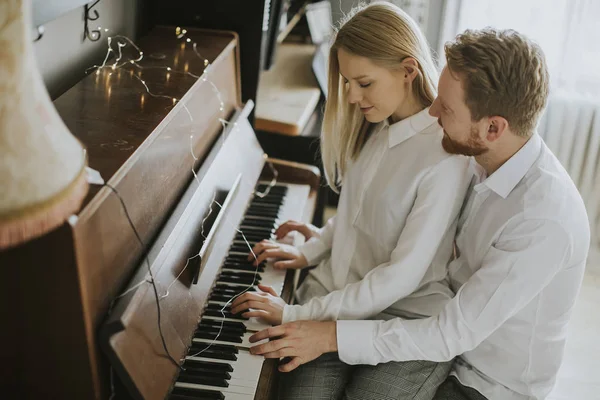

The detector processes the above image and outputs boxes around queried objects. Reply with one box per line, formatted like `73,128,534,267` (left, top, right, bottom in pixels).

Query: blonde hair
444,28,549,138
321,2,438,191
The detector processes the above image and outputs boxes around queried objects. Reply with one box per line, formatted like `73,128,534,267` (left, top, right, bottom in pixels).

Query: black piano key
196,323,245,336
183,359,234,372
242,215,278,223
211,288,253,298
256,184,287,193
188,344,238,357
223,260,265,269
171,387,225,400
199,319,246,332
206,303,232,311
246,208,279,217
220,270,262,278
196,326,246,339
203,309,248,320
192,342,238,353
207,294,236,303
222,263,265,272
214,283,256,293
236,226,275,234
250,201,283,208
169,387,225,400
194,331,243,343
170,394,206,400
211,288,255,298
177,373,229,388
248,202,280,210
233,233,271,242
228,245,255,253
180,368,232,380
241,219,276,228
170,394,222,400
187,349,237,361
247,204,280,211
227,253,260,261
218,273,262,284
216,275,261,285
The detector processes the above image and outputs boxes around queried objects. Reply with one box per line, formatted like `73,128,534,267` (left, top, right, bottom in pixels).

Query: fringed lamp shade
0,0,88,249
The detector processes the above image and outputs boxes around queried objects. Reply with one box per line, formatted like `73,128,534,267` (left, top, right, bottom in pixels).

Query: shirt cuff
282,304,308,324
297,237,330,266
336,320,379,365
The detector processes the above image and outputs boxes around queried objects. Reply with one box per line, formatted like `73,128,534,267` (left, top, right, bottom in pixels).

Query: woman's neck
389,96,425,124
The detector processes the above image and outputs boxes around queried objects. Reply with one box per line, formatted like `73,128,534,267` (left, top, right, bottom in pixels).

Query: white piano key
185,352,264,383
175,381,255,397
176,352,264,397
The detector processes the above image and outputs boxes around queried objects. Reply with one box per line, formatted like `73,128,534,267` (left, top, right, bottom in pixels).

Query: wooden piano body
0,27,319,399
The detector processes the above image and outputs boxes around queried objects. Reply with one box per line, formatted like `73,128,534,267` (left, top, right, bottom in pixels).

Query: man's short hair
445,28,550,137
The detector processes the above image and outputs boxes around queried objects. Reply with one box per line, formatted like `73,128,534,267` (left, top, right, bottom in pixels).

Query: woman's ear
401,57,419,82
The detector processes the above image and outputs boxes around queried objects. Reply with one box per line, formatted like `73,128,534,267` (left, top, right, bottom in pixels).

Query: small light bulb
172,98,177,104
182,29,187,34
104,28,109,32
186,38,191,43
130,60,135,64
167,67,171,71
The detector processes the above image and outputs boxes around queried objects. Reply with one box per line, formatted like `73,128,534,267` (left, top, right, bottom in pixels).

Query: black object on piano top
169,183,287,399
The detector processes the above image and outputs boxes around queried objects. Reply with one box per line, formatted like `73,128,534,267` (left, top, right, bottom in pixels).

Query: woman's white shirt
283,107,471,323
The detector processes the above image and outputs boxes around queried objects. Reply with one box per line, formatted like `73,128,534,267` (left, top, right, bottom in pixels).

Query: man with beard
247,28,590,400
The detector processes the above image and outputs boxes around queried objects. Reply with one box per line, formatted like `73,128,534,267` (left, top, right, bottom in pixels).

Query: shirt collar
481,133,542,198
386,107,438,148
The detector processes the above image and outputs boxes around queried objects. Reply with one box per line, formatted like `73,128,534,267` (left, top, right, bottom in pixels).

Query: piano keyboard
169,183,305,400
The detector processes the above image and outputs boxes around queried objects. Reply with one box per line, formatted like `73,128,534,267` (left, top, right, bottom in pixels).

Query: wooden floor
323,207,600,399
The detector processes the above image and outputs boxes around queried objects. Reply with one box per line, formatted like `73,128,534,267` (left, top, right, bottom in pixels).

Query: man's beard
441,124,488,156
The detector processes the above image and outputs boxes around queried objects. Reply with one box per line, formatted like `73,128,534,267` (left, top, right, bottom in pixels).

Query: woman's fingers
248,240,277,261
258,284,278,296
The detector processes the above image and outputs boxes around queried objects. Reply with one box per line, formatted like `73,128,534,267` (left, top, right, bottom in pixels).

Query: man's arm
337,218,573,365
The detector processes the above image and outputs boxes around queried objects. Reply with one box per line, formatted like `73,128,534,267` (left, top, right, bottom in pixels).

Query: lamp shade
0,0,88,249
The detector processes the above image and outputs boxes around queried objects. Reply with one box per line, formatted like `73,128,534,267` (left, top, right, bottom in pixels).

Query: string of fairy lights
90,26,281,368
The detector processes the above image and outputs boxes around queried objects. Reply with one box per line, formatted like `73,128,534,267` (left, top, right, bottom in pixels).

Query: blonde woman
232,3,471,398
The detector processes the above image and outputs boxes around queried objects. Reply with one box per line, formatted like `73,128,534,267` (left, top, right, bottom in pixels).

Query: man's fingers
250,325,286,343
279,357,303,373
250,338,289,355
262,347,297,359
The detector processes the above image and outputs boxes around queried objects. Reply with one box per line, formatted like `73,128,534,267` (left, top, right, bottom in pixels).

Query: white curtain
438,0,600,95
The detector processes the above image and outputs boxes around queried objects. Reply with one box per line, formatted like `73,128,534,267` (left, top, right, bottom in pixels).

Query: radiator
537,93,600,248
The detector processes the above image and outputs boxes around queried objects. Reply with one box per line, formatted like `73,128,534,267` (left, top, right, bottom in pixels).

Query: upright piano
0,27,320,399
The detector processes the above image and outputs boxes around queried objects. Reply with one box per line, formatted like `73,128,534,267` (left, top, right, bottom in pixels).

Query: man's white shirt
334,133,590,400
